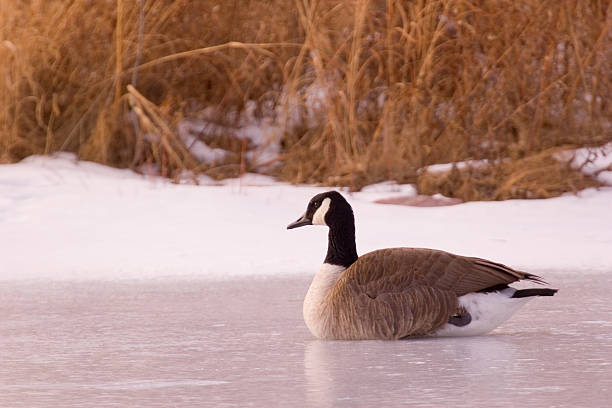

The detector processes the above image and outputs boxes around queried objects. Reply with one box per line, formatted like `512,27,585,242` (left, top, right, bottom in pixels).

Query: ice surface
1,154,612,281
0,273,610,408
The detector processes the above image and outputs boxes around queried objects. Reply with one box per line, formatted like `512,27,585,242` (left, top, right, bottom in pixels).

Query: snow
421,159,492,174
1,153,611,281
554,142,612,185
355,181,417,201
180,130,229,164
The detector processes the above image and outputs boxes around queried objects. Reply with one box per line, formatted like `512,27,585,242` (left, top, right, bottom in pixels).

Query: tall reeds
1,0,610,197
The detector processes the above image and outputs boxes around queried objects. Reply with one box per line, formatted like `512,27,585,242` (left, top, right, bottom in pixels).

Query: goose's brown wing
325,248,539,338
338,248,540,297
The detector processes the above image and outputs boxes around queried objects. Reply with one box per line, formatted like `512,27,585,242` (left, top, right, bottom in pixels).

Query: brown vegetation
1,0,610,198
417,148,602,201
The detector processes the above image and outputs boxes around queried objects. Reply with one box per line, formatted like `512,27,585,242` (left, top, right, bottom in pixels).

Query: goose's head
287,191,358,267
287,191,354,230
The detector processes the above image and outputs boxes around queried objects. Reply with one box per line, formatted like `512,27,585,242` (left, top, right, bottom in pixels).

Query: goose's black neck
324,219,358,268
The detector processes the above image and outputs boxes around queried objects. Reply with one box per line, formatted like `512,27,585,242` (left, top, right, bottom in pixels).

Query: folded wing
326,248,540,338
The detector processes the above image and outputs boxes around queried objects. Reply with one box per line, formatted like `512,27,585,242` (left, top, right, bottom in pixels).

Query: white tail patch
434,288,532,337
312,197,331,226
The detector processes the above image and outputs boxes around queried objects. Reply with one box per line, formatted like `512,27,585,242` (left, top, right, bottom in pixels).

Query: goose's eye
313,201,320,208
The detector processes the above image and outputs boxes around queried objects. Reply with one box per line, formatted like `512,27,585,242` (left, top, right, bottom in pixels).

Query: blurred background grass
0,0,610,200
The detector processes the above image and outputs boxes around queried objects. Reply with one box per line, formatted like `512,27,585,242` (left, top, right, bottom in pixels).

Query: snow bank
0,154,611,281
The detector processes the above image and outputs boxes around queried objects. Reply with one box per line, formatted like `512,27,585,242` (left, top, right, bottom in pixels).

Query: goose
287,191,558,340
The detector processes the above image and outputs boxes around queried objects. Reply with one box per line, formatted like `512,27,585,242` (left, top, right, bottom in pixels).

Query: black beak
287,213,312,229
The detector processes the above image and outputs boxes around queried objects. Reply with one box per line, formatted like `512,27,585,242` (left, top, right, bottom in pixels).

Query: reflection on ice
304,337,522,407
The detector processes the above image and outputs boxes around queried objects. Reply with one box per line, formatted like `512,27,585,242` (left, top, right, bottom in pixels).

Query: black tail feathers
511,288,558,298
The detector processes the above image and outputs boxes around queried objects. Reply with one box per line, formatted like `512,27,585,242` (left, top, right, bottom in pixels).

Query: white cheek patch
312,198,331,226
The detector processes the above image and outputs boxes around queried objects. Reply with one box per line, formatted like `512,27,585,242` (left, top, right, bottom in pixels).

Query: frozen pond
1,272,611,407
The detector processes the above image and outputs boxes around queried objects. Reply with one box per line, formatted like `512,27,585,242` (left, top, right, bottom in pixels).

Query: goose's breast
303,264,346,339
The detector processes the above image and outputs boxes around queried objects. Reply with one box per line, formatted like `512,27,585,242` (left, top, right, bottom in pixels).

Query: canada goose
287,191,558,340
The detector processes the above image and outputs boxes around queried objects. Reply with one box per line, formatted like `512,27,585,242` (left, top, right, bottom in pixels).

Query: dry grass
281,0,612,192
1,0,611,198
0,0,298,178
417,148,602,201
